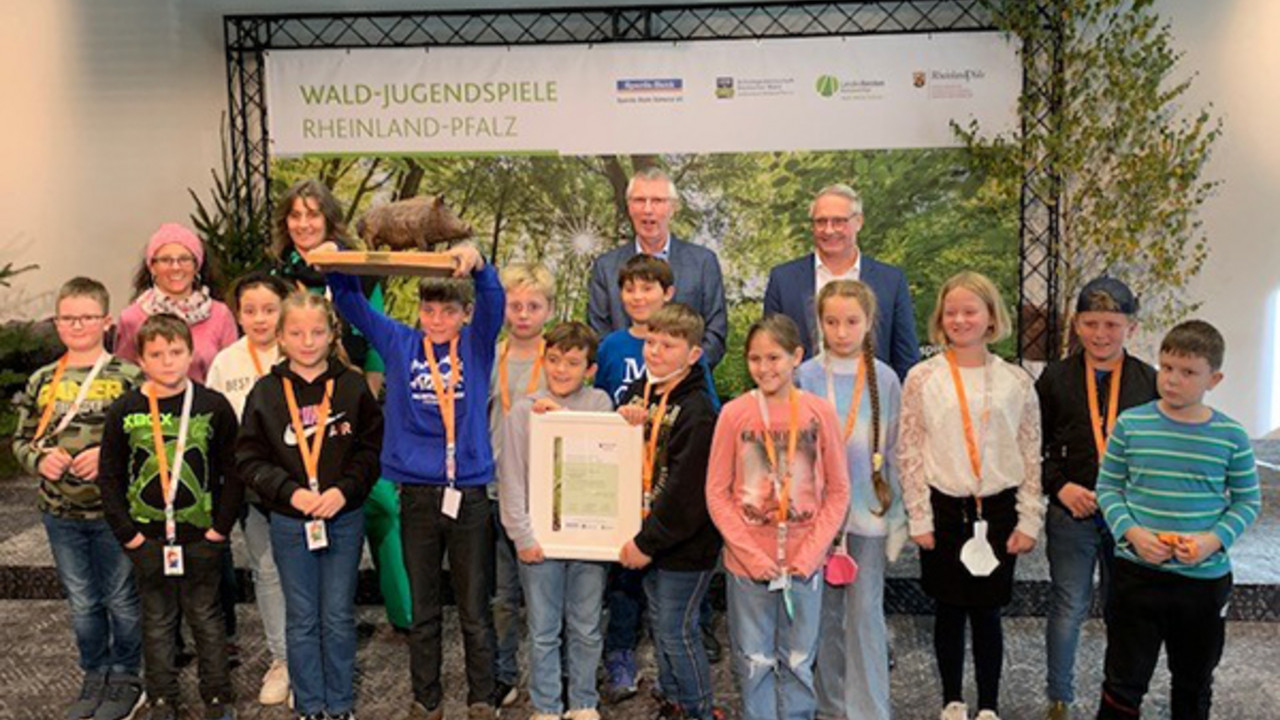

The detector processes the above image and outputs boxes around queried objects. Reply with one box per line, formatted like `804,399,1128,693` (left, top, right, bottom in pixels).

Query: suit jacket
763,253,920,379
588,236,728,368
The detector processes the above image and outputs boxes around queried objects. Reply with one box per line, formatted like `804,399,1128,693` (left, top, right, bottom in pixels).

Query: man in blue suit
763,183,920,379
588,168,728,368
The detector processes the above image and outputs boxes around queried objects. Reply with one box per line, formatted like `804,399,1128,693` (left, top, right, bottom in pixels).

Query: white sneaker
941,702,970,720
258,659,290,705
975,711,1000,720
530,714,560,720
565,709,601,720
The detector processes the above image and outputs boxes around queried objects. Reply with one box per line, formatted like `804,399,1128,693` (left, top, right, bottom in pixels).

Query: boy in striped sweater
1095,319,1261,720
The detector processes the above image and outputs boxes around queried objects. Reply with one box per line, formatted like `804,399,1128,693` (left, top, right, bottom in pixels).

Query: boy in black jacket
236,291,383,720
617,303,722,720
100,314,243,720
1037,278,1158,720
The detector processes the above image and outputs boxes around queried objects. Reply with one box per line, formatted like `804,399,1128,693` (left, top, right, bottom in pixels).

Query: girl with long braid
798,280,905,720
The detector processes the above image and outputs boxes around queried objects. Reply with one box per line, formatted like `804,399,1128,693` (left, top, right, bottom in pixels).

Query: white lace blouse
897,352,1044,539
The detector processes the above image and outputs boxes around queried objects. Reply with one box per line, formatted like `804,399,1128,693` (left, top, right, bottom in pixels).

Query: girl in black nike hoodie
236,291,382,719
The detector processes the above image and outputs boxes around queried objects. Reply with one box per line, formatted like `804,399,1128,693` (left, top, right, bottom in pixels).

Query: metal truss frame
225,0,1061,361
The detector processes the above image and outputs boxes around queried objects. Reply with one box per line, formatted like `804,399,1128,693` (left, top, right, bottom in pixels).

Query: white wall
3,0,1277,433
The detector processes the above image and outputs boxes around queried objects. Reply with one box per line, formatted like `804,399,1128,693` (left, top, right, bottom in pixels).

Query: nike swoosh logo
283,412,346,446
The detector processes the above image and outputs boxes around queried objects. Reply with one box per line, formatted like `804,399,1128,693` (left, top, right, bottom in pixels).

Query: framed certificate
527,411,643,561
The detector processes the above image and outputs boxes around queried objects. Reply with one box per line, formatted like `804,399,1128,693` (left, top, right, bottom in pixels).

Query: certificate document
529,411,643,561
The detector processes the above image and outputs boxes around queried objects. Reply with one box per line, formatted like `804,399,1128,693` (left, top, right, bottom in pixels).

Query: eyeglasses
811,215,856,230
627,196,671,209
151,255,196,268
54,315,106,328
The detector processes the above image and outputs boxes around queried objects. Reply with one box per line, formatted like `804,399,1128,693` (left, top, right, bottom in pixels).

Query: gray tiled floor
1,600,1278,720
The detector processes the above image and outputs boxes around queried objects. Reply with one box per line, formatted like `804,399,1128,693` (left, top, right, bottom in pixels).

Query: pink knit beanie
146,223,205,269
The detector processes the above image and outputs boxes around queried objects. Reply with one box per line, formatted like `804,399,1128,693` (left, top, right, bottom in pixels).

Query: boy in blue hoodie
324,243,504,720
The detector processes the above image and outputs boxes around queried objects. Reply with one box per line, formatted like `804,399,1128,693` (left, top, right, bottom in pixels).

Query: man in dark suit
763,183,920,379
588,168,728,368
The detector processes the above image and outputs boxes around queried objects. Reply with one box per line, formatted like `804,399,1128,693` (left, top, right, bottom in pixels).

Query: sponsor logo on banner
815,74,840,98
716,77,735,99
814,73,888,101
927,68,986,100
616,78,684,105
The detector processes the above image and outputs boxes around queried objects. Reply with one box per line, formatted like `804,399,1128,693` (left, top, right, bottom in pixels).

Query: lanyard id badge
756,388,800,618
148,381,193,576
945,350,1000,578
425,337,463,518
285,377,334,551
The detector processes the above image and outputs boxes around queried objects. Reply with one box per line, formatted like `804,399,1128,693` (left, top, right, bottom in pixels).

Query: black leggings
934,602,1003,712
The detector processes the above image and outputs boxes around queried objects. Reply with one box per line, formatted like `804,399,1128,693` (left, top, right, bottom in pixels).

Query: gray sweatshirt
498,386,613,550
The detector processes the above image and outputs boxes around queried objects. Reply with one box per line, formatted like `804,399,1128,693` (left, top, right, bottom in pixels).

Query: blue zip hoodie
328,267,504,487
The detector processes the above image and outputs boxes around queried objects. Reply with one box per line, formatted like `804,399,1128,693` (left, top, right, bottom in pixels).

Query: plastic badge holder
959,520,1000,577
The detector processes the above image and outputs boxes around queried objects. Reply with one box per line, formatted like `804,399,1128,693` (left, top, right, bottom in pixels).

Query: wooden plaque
306,250,457,277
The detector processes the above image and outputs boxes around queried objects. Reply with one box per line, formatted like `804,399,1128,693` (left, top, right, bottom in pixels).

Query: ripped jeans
727,572,824,720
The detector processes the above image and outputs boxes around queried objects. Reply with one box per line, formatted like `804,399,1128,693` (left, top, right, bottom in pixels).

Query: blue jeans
815,534,890,720
43,513,142,674
492,506,523,686
242,506,286,661
272,510,364,716
1045,503,1114,704
727,572,824,720
519,558,607,714
644,568,715,719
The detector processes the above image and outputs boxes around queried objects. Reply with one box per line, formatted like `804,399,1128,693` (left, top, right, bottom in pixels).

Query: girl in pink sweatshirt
706,314,850,720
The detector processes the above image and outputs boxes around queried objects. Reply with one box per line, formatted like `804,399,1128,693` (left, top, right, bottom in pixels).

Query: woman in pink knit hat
115,223,238,383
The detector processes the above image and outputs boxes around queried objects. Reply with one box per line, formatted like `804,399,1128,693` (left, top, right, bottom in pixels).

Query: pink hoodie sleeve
790,396,851,577
705,400,777,580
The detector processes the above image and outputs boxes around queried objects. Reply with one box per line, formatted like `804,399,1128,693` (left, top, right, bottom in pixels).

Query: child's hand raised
37,448,73,481
311,487,348,519
618,405,648,426
1125,527,1173,564
290,488,322,516
70,447,101,481
446,243,484,277
531,398,563,414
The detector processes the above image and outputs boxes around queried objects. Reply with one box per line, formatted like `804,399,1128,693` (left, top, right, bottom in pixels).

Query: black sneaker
146,699,178,720
68,670,108,720
494,680,519,708
94,673,145,720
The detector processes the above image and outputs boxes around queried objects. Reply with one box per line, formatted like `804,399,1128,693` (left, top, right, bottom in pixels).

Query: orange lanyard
945,349,991,513
758,388,801,525
826,356,867,443
1085,356,1123,462
498,339,544,413
248,343,271,378
424,337,460,482
31,355,69,445
147,381,193,542
283,377,334,491
641,380,675,517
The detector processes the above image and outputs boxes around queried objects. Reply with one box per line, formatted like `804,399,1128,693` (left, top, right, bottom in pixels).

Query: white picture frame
527,411,643,561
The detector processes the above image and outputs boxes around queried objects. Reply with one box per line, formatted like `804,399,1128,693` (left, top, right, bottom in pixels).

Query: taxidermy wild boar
356,195,473,251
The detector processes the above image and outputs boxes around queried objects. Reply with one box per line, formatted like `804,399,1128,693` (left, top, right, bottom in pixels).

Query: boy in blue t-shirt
324,242,503,720
1095,319,1261,720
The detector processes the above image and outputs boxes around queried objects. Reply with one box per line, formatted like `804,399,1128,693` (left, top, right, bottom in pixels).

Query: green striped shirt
1097,401,1261,579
